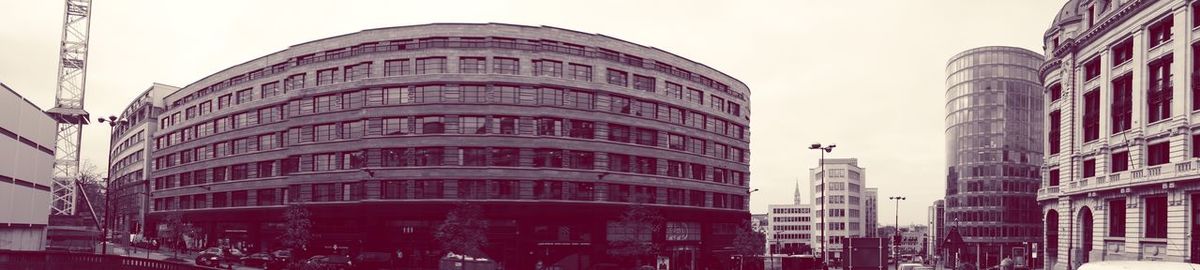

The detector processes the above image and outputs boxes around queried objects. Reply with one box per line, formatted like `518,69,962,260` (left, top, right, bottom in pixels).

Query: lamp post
97,115,128,255
808,143,834,269
889,196,905,270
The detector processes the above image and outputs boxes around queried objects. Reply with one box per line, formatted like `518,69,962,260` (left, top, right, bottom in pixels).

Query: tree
159,211,199,259
434,202,489,259
607,196,664,268
279,204,314,252
732,223,766,270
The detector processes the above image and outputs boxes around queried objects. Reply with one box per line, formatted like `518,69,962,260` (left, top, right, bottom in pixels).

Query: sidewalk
103,243,261,270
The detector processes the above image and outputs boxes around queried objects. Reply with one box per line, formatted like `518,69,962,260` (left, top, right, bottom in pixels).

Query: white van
1078,261,1200,270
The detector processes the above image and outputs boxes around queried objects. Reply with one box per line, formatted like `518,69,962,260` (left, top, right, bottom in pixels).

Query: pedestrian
1000,256,1013,270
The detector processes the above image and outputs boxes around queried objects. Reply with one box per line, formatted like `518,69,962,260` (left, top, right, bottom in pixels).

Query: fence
0,249,214,270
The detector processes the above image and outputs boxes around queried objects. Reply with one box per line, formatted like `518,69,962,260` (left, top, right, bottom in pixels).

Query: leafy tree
435,202,489,259
279,204,314,253
732,223,766,270
607,195,664,268
159,212,199,259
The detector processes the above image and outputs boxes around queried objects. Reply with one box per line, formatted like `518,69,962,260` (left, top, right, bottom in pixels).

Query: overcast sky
0,0,1065,225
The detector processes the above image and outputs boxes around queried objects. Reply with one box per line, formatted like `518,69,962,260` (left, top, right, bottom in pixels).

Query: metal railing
0,250,213,270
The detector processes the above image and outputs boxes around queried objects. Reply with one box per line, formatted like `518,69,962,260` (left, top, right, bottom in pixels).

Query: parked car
198,247,246,266
130,240,158,250
305,255,353,270
195,253,223,268
242,252,275,268
352,251,395,270
1078,261,1200,270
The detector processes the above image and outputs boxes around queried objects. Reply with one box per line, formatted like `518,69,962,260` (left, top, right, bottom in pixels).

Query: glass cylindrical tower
944,46,1044,266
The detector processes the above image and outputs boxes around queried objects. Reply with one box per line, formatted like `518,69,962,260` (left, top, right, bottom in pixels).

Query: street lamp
808,143,834,269
889,196,906,270
97,115,128,255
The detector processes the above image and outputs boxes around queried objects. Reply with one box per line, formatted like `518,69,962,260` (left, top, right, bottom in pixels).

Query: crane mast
47,0,93,216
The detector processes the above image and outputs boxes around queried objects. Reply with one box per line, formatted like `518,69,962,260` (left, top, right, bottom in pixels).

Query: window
1082,159,1096,178
460,57,486,74
686,88,704,105
257,189,276,206
687,111,706,129
1112,39,1133,65
1048,169,1060,186
258,161,276,177
668,133,685,150
634,156,656,175
1109,199,1126,237
314,124,337,142
313,184,334,202
536,118,562,136
1083,57,1101,81
668,107,686,125
534,59,562,77
689,190,705,207
384,59,410,76
344,62,370,81
688,137,706,155
199,101,212,116
568,120,594,139
493,116,518,135
610,95,631,114
416,116,444,134
665,82,683,99
568,63,592,81
566,90,594,109
634,128,657,146
533,149,564,168
492,85,519,104
382,180,407,199
313,153,337,171
1112,74,1133,133
492,180,517,199
1148,15,1174,48
1148,55,1173,123
383,117,410,135
667,160,685,177
415,57,447,74
218,94,232,110
1049,110,1061,154
710,95,725,112
382,148,412,167
567,151,594,169
635,100,657,118
415,147,444,166
493,57,519,75
608,153,630,172
462,85,487,104
608,124,631,143
490,148,519,167
633,75,655,92
317,68,338,86
1145,196,1167,238
1111,151,1129,173
1049,83,1062,102
1195,44,1200,111
415,180,443,199
284,73,305,92
540,88,563,106
690,163,706,181
460,116,487,134
458,180,487,199
1083,89,1100,142
534,181,563,200
460,147,486,166
1147,141,1170,166
606,69,628,87
213,192,228,208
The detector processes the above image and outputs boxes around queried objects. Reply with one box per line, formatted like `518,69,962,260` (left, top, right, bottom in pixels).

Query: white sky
0,0,1066,225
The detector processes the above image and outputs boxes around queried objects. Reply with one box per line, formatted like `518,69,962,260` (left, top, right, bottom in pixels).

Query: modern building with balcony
1039,0,1200,268
946,46,1044,267
0,82,56,250
132,23,751,269
106,83,177,243
809,158,872,261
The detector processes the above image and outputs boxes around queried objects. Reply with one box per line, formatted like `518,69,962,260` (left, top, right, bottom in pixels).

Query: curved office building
138,23,751,269
944,46,1044,267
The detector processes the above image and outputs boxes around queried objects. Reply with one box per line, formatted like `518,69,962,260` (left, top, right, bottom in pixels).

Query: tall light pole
808,143,834,269
98,115,127,255
889,196,906,270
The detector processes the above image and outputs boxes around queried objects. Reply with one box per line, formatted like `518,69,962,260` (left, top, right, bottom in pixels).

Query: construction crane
46,0,93,216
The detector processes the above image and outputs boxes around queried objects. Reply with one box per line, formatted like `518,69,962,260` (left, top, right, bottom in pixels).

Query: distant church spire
794,177,803,204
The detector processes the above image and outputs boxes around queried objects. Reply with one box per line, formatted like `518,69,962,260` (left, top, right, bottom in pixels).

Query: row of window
163,55,744,130
771,207,811,214
168,36,741,114
1046,138,1189,186
772,225,812,231
772,216,811,222
150,180,746,211
155,84,747,152
772,233,812,240
1104,196,1168,238
151,146,748,192
153,114,747,172
110,150,145,173
111,130,145,156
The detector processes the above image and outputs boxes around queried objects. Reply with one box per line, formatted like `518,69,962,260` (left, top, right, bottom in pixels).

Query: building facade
809,158,869,260
928,199,944,259
106,83,177,243
1039,0,1200,268
0,82,56,250
135,23,751,269
766,204,813,255
946,46,1045,267
899,225,929,255
865,187,879,238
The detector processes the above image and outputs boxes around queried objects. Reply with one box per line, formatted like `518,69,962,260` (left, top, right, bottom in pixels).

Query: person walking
1000,256,1013,270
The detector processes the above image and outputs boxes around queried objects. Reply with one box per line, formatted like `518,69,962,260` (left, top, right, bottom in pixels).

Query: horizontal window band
0,174,52,192
0,124,55,156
